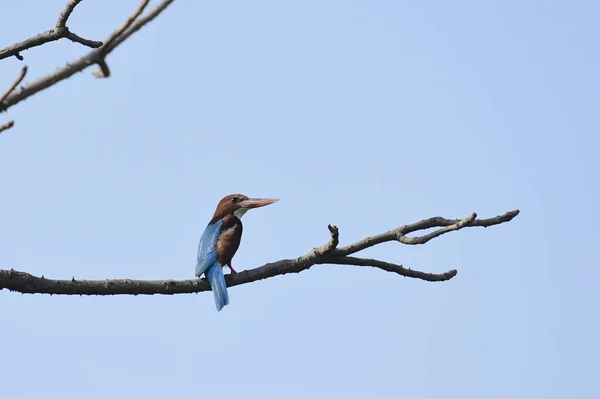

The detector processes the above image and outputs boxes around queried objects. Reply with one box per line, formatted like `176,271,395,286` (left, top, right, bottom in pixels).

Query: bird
196,194,278,311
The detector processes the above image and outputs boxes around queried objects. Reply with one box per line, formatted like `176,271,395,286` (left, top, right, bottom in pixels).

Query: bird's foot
229,266,238,274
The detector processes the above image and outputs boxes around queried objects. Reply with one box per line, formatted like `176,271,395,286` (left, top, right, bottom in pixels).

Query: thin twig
0,66,27,109
64,31,103,48
0,120,14,134
56,0,83,28
99,0,150,54
97,0,175,54
398,213,477,245
324,256,457,282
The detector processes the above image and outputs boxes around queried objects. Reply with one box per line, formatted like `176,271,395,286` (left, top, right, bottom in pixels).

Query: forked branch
0,66,28,132
0,0,175,129
0,0,102,61
0,209,519,296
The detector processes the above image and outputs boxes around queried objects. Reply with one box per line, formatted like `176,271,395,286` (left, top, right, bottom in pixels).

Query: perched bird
196,194,278,311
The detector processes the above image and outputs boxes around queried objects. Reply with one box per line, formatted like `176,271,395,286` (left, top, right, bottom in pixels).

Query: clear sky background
1,0,598,398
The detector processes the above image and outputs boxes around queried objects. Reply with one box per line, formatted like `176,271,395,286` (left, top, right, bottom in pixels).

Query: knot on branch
93,60,111,78
53,26,68,36
321,224,339,253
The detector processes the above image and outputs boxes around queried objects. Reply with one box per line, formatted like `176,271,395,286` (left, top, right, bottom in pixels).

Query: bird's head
210,193,278,224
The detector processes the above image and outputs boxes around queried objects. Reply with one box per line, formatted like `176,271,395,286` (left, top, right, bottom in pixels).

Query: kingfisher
196,194,278,311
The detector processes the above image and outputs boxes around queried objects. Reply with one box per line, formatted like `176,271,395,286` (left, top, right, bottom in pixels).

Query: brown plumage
216,214,243,273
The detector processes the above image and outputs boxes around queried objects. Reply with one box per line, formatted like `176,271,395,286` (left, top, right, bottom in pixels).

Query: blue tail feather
205,262,229,311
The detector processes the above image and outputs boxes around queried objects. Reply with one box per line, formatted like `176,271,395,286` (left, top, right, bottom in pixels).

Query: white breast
233,208,248,219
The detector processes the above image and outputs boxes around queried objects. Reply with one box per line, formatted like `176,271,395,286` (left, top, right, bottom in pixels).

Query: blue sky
1,0,598,398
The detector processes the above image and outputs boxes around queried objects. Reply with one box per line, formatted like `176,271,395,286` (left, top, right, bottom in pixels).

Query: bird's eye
231,197,239,203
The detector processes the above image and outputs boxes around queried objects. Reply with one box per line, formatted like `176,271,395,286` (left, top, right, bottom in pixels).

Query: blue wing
195,219,223,277
196,219,230,311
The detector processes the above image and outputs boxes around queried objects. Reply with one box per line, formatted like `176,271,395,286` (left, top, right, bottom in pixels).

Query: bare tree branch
91,0,173,78
0,67,27,131
0,66,27,109
0,120,15,134
56,0,84,28
331,209,519,255
100,0,150,54
0,209,519,296
0,0,175,112
0,0,102,61
398,213,478,245
324,257,458,282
